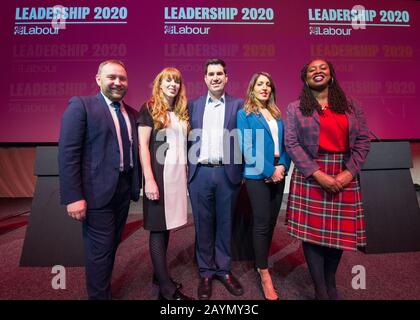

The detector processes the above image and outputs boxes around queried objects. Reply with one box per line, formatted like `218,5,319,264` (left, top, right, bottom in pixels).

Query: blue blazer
187,94,243,185
58,93,141,209
237,109,291,179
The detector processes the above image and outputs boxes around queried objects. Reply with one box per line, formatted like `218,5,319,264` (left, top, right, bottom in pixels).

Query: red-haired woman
137,67,193,300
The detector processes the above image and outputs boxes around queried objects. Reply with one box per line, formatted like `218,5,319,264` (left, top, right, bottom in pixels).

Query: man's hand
67,199,87,221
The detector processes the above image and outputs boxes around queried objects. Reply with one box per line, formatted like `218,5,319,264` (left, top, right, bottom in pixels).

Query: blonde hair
147,67,189,130
243,72,281,119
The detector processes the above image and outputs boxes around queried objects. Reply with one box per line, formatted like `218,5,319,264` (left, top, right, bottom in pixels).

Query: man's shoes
197,277,213,300
152,274,183,290
214,273,244,296
158,288,194,300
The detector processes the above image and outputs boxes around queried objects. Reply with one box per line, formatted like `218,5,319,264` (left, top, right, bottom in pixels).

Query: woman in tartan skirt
285,59,370,300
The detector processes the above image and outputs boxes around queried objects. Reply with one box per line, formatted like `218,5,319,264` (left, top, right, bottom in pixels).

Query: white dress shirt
267,118,280,157
198,93,225,164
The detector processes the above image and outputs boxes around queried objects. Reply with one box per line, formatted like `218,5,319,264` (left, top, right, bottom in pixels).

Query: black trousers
245,179,285,269
82,171,132,300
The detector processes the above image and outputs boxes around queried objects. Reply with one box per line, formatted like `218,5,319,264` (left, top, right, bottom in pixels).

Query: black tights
149,230,175,298
302,242,343,300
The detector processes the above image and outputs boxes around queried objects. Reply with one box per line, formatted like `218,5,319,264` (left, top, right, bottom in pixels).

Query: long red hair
147,67,189,129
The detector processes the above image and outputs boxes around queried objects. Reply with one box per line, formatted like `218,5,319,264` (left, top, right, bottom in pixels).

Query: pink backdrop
1,0,419,142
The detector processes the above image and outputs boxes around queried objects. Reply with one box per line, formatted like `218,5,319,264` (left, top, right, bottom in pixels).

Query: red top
319,106,349,152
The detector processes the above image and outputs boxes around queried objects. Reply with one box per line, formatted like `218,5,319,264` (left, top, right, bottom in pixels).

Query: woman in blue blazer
237,72,291,300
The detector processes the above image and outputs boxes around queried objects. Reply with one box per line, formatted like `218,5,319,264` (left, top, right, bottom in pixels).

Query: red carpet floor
0,198,420,300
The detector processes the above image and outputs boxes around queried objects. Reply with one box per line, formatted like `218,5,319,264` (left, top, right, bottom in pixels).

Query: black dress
137,104,188,231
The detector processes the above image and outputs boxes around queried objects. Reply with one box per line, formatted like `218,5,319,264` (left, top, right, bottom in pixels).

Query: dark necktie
112,101,131,172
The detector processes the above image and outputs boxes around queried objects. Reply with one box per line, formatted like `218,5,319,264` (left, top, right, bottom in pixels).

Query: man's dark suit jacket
59,93,141,209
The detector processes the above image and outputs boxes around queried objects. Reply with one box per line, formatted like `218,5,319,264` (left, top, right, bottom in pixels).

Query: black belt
198,161,224,168
120,168,133,175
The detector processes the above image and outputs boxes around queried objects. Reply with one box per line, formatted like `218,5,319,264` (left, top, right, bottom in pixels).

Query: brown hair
243,72,281,119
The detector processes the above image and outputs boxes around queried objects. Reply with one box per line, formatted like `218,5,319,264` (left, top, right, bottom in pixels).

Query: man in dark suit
58,60,141,300
188,58,244,300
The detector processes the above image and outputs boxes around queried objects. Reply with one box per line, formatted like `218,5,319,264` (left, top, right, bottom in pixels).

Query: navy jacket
58,93,141,209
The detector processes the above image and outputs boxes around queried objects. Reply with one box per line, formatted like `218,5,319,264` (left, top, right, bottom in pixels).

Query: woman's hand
312,170,342,193
335,170,353,189
138,125,160,201
145,179,160,201
270,165,286,183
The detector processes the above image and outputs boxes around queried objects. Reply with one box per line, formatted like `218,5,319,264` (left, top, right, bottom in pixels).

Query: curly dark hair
298,59,353,116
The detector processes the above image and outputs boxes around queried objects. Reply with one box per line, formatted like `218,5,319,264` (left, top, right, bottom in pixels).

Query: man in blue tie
58,60,141,299
188,58,244,300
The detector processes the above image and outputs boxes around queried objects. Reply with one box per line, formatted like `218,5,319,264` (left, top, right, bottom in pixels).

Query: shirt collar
101,92,123,109
206,93,225,105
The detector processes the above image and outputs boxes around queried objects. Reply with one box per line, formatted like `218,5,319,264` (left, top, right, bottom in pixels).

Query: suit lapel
124,103,137,143
313,110,320,125
125,104,138,162
97,93,118,140
346,109,356,145
255,113,272,140
223,95,234,129
196,95,206,129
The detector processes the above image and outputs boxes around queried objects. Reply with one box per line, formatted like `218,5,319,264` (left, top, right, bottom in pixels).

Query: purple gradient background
1,0,419,142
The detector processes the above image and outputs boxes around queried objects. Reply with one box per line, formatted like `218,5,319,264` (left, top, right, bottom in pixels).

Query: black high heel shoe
152,274,183,290
158,288,195,300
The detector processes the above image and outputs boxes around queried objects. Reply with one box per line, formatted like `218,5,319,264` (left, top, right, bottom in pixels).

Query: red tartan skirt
286,151,366,251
